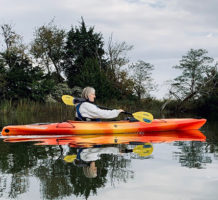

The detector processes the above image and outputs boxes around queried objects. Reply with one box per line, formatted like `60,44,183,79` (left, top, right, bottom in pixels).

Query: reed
0,100,75,125
0,100,13,115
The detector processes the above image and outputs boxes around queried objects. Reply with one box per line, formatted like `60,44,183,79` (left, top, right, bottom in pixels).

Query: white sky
1,0,218,99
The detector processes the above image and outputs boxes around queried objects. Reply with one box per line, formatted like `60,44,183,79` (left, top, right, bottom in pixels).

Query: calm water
0,114,218,200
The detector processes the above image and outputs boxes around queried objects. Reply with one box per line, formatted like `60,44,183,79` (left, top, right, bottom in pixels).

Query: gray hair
81,87,95,99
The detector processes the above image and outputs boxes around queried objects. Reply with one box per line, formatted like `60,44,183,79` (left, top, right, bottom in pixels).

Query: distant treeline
0,18,217,115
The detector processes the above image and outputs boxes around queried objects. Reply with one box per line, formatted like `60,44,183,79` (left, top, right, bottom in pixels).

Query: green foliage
30,20,66,81
115,70,135,99
31,75,56,102
63,18,105,88
106,34,133,72
169,48,217,111
1,52,52,101
172,49,214,99
77,58,119,101
0,24,58,102
0,59,7,98
47,83,82,103
195,72,218,117
130,60,156,100
197,95,218,117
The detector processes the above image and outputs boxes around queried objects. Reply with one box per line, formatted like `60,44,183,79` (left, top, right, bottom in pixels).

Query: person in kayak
75,87,124,121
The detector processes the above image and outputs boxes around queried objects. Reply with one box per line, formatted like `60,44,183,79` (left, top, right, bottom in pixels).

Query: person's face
88,92,96,102
90,161,97,176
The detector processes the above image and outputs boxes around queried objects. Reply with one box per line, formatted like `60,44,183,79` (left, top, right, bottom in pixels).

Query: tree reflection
173,141,212,169
203,125,218,160
99,154,133,187
9,174,29,199
0,141,60,198
0,141,137,199
36,145,136,199
2,137,213,199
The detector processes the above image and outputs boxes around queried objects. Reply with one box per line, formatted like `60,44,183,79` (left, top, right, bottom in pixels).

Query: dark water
0,115,218,200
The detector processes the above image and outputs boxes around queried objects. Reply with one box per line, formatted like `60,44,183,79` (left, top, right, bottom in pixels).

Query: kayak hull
1,118,206,136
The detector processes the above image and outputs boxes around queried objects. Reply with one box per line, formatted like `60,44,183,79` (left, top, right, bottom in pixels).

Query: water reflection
173,141,212,169
62,142,153,179
0,130,208,199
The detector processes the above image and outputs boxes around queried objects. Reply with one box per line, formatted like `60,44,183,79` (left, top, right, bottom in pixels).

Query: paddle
62,95,153,123
64,154,77,163
132,143,153,157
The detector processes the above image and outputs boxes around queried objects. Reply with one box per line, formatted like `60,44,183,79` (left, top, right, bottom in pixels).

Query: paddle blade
64,154,77,163
132,112,153,123
62,95,74,106
133,143,153,157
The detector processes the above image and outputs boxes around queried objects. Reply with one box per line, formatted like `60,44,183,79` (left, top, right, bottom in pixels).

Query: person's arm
80,102,123,119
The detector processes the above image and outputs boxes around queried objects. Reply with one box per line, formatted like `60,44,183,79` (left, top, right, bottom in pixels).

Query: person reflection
77,146,122,178
63,143,153,178
82,161,97,178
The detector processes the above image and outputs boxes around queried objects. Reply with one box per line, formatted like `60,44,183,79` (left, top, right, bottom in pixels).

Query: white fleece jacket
76,102,121,119
80,147,120,162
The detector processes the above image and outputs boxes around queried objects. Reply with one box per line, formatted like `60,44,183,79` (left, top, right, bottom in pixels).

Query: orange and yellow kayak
1,118,206,136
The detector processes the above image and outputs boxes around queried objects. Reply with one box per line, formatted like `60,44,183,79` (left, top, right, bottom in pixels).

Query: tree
30,20,66,82
78,58,119,100
0,24,28,99
0,24,52,101
104,35,136,99
0,59,7,98
1,24,25,52
115,70,135,99
105,34,133,75
0,24,27,68
169,49,217,111
130,60,156,100
196,69,218,116
2,50,52,101
63,18,105,88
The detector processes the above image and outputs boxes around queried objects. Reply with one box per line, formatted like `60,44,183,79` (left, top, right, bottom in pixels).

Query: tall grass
0,100,13,115
0,100,75,126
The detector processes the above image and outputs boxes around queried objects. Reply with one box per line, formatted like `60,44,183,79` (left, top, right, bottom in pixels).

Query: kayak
3,130,206,147
1,118,206,136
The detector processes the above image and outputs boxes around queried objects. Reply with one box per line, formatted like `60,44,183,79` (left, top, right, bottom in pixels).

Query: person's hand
118,109,124,113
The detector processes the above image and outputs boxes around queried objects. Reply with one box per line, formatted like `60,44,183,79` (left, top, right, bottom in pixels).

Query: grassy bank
0,100,75,126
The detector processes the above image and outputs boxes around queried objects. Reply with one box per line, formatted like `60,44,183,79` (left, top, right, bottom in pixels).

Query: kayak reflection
3,129,206,147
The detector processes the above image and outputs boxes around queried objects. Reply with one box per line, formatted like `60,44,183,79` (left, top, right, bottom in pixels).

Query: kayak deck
1,118,206,136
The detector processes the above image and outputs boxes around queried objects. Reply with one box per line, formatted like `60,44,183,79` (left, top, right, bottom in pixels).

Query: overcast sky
1,0,218,99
